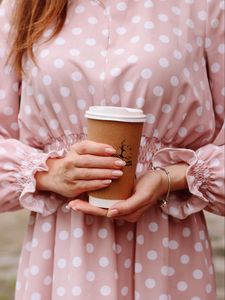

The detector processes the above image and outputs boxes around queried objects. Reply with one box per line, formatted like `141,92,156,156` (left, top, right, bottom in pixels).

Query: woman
0,0,224,299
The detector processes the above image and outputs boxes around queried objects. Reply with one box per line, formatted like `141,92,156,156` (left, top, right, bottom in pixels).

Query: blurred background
0,210,224,300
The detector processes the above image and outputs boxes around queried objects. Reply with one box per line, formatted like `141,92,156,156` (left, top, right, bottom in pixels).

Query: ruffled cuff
152,147,212,219
16,148,65,216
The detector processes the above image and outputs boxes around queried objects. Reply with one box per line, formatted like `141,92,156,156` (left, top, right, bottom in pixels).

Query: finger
77,179,112,194
107,193,151,218
72,140,117,156
68,199,108,217
113,203,151,223
70,168,123,180
74,154,126,169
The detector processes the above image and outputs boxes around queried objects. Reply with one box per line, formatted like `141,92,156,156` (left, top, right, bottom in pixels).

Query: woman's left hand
68,163,188,222
67,169,168,221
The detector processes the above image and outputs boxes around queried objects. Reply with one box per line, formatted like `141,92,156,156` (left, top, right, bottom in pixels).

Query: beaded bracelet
152,166,171,208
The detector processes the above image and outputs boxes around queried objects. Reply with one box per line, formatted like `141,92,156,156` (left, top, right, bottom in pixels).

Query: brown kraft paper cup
85,106,146,209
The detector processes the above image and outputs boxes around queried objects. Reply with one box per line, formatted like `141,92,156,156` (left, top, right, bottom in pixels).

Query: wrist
35,158,56,192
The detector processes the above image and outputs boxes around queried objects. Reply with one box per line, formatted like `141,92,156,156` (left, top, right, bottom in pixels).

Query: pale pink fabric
0,0,224,299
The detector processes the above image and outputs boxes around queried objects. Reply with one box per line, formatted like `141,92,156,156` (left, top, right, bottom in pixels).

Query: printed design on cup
113,140,132,166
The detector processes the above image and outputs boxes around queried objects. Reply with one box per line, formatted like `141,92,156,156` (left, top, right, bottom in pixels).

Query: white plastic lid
85,106,146,123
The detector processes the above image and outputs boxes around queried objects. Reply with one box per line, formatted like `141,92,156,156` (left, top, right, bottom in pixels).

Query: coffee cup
85,106,146,208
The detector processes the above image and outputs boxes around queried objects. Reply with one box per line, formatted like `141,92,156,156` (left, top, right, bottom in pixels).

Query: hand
67,169,164,219
67,163,188,220
106,163,189,222
35,140,126,198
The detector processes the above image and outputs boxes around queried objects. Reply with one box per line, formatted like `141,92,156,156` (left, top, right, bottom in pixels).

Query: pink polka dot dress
0,0,224,299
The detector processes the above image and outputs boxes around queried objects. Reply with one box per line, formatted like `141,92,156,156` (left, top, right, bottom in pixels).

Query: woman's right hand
35,140,125,198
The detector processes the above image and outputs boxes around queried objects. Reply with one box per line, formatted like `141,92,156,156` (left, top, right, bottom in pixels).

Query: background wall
0,210,224,300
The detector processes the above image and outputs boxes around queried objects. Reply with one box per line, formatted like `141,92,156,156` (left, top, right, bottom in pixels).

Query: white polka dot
57,286,65,296
147,250,158,261
77,99,87,110
58,230,68,241
75,5,85,14
30,265,39,276
124,258,131,269
55,37,66,45
39,49,49,58
42,222,52,233
57,258,67,269
116,2,127,11
70,48,80,56
86,38,96,46
170,76,179,87
100,285,111,296
182,227,191,237
44,276,52,286
205,283,212,294
73,228,83,238
116,26,127,35
161,266,175,276
42,249,52,260
198,10,207,21
153,86,164,97
3,107,14,116
141,68,152,79
144,21,155,29
88,17,98,24
69,114,78,124
137,235,144,245
191,297,201,300
98,228,108,239
72,256,82,268
173,50,182,60
211,63,221,73
42,75,52,86
54,58,65,69
111,94,120,104
144,43,155,52
60,86,70,97
85,60,95,68
173,27,183,36
159,35,170,43
130,35,140,43
194,242,203,252
0,89,6,99
171,6,181,15
99,257,109,267
121,286,129,296
135,263,143,273
86,271,95,282
145,278,156,289
132,16,141,24
168,240,179,250
86,243,95,253
193,269,203,279
136,97,145,108
37,94,45,105
177,281,188,291
25,105,32,115
72,286,82,296
72,27,82,35
127,55,139,64
159,58,169,68
218,43,225,54
124,81,134,92
148,222,159,232
38,127,48,138
110,67,121,77
178,127,187,137
50,119,59,130
158,14,169,22
31,293,41,300
126,231,134,241
162,104,172,113
159,295,171,300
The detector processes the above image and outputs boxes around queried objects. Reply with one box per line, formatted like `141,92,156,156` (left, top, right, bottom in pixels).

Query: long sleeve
0,0,64,216
152,1,225,219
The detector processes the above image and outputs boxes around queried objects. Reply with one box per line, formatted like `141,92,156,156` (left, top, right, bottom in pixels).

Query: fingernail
65,205,71,210
103,179,112,185
115,160,126,166
107,209,119,217
112,170,123,176
105,147,116,154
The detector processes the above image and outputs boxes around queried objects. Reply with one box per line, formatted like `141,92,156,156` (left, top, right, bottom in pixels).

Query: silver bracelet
152,166,171,208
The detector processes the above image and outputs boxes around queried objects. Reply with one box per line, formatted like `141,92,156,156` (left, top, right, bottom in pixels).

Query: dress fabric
0,0,224,299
